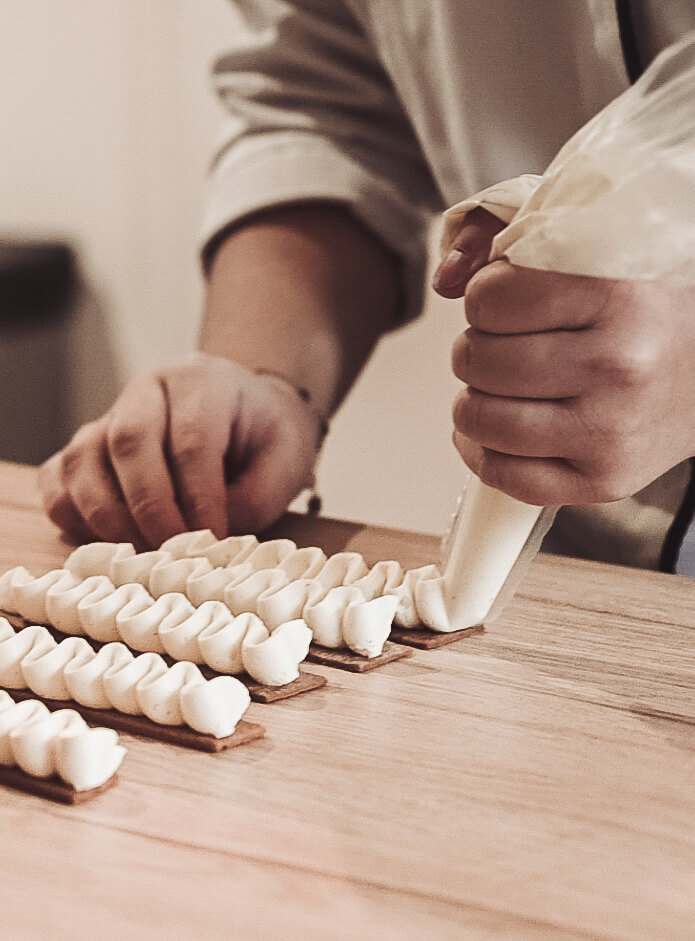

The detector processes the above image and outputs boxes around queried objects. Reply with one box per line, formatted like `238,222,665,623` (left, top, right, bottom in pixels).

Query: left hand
434,209,695,506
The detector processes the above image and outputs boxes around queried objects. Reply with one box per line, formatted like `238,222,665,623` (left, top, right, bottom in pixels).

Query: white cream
391,565,440,629
196,534,259,568
5,568,76,624
186,566,236,606
427,478,544,631
179,675,251,739
159,529,218,559
0,620,250,737
303,583,396,658
0,624,56,689
224,568,290,616
242,539,297,573
54,723,126,791
241,618,312,686
313,553,369,592
64,642,133,709
78,582,147,643
0,692,126,790
304,585,357,650
278,546,328,581
158,599,231,663
109,549,172,588
148,556,214,599
65,542,135,579
101,651,166,716
352,560,404,602
256,577,315,631
46,574,114,636
116,590,191,653
21,636,94,701
197,610,256,676
0,694,50,765
342,594,398,658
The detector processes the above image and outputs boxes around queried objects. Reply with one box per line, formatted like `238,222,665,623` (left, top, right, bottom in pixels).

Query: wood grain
0,460,693,940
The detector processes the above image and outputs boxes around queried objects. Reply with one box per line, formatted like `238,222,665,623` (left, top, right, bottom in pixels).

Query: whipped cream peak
279,546,328,581
148,556,213,600
65,542,135,579
158,598,232,664
198,610,259,676
46,574,115,636
0,567,77,624
243,539,298,573
196,534,259,568
224,568,290,616
241,618,311,686
109,549,173,588
313,553,369,592
352,560,404,602
159,529,218,560
116,589,191,654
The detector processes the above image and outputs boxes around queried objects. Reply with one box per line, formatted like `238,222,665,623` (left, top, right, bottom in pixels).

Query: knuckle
462,261,507,328
81,504,116,536
107,420,148,461
129,492,168,525
60,439,89,479
173,423,207,463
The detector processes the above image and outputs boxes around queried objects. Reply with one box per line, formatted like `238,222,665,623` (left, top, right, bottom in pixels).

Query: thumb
433,207,506,299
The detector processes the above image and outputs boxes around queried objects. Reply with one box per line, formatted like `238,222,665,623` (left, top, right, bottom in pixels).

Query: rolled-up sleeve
200,0,442,323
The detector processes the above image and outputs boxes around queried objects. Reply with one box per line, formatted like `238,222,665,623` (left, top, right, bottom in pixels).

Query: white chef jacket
201,0,695,571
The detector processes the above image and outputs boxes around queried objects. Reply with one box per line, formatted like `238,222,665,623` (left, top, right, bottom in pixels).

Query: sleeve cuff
199,132,435,324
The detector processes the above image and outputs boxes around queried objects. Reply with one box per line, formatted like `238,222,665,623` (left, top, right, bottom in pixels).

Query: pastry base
4,687,265,753
306,640,412,673
243,670,327,703
0,764,118,804
389,623,485,648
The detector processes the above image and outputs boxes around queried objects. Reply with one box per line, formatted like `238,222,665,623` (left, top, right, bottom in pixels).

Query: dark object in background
0,239,79,465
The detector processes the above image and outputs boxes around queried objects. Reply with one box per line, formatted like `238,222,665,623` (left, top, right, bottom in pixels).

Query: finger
38,452,96,542
433,208,506,298
107,375,187,547
225,426,315,534
161,365,234,539
59,425,142,544
452,327,585,398
453,433,595,505
452,388,578,458
465,261,619,334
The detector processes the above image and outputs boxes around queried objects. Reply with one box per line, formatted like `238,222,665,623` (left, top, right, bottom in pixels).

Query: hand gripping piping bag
438,32,695,630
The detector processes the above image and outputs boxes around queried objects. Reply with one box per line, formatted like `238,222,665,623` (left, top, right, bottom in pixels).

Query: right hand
38,352,324,548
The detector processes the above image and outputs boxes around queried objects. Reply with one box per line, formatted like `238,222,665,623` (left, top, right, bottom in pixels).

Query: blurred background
0,0,464,536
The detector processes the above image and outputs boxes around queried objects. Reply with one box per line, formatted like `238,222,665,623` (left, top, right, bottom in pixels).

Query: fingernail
433,249,467,293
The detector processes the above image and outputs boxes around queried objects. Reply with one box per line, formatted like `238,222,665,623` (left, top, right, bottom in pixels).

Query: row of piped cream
0,569,312,684
66,532,453,637
0,618,250,739
0,689,126,791
156,530,453,632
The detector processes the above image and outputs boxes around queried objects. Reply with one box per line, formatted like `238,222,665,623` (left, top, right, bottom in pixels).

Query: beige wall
0,0,465,537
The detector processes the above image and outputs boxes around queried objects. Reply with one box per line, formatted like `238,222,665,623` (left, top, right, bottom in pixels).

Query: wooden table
0,459,693,940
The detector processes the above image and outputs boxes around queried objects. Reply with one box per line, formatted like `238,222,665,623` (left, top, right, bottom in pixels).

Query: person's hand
39,353,324,547
434,209,695,506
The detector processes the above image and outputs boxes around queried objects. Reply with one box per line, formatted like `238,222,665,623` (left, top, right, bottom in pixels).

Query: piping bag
435,34,695,631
